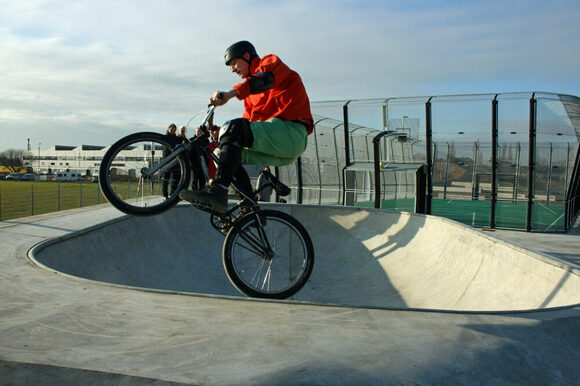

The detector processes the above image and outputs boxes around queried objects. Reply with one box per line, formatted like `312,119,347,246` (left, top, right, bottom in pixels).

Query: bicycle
99,105,314,299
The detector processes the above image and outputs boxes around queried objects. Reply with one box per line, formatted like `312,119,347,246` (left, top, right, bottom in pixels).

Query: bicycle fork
235,211,275,261
239,212,275,291
140,145,186,178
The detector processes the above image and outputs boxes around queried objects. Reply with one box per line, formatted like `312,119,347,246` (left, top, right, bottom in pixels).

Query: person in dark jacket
256,166,273,202
177,125,187,142
162,123,181,199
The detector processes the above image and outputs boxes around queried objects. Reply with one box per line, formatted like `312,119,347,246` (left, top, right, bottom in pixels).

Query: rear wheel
99,132,191,216
222,210,314,299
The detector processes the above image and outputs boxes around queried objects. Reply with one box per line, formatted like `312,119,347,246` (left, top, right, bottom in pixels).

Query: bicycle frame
141,146,186,178
98,104,313,298
142,105,216,177
183,106,260,207
156,105,286,240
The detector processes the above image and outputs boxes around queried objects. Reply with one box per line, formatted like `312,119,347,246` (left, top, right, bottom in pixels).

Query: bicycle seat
262,170,291,196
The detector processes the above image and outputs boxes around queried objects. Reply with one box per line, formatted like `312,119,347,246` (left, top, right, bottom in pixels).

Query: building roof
51,145,106,151
53,145,77,151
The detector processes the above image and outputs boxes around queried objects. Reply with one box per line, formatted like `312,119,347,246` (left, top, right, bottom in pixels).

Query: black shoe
179,185,228,213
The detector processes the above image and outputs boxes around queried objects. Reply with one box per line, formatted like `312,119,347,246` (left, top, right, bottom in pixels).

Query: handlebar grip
208,93,224,108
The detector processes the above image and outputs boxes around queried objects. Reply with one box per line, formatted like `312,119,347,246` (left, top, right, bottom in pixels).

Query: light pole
37,142,42,173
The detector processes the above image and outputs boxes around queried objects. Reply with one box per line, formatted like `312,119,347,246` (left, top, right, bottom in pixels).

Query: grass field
0,179,170,221
0,180,107,221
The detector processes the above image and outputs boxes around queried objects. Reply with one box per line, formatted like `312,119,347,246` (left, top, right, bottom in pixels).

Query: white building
26,145,108,176
26,143,263,179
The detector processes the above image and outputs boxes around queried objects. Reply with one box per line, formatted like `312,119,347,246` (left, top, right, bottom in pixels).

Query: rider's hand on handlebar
209,90,238,106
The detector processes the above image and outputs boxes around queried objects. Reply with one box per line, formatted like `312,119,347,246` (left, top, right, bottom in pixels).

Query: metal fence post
342,101,351,205
296,157,303,204
490,95,498,229
526,93,537,232
343,101,351,167
415,165,427,214
373,131,389,209
57,184,61,212
425,97,433,214
31,185,34,216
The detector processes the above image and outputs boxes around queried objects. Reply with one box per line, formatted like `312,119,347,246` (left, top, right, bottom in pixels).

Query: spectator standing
162,123,181,199
256,166,273,202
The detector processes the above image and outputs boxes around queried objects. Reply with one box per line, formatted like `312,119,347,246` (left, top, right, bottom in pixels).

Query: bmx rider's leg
242,119,307,166
180,118,253,213
232,164,254,200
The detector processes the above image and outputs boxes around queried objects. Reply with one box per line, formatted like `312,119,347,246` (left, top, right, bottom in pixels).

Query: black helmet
224,41,257,65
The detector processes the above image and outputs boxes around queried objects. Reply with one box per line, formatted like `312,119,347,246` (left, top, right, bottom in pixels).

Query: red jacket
233,55,313,134
206,141,218,179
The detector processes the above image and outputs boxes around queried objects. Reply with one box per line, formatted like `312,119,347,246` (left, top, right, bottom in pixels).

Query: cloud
0,0,579,151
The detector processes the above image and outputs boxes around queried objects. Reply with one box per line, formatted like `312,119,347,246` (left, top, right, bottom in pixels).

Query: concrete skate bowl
30,204,580,312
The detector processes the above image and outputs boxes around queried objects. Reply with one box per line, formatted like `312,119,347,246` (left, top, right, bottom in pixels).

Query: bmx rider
179,40,313,213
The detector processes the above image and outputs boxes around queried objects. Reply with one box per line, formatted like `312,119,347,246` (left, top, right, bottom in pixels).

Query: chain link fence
0,181,107,221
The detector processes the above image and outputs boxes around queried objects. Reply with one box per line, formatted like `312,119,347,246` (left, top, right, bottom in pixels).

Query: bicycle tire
222,210,314,299
99,132,191,216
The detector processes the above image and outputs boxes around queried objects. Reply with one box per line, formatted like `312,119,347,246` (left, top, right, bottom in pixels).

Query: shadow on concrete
1,220,75,232
291,206,422,308
246,311,580,385
0,360,190,386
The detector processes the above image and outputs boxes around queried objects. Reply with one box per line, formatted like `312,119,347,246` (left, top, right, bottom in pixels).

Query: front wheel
222,210,314,299
99,132,191,216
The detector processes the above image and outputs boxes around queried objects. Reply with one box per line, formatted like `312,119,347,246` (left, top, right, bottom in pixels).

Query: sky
1,0,579,152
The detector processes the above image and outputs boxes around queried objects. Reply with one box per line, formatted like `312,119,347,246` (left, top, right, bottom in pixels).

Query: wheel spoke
234,238,263,257
260,263,273,291
249,259,267,287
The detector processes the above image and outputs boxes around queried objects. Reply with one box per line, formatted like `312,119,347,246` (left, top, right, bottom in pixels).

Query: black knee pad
218,118,254,148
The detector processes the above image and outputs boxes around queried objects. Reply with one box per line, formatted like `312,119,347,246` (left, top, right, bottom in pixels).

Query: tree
0,149,29,172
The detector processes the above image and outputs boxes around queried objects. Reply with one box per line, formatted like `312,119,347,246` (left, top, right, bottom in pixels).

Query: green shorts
242,118,308,166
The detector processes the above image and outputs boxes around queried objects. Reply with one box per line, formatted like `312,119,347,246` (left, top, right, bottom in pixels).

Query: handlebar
201,92,225,128
200,105,216,128
185,92,225,139
187,104,217,141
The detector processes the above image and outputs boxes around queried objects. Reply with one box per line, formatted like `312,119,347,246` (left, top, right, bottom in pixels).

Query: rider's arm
246,72,274,94
210,89,238,106
210,56,281,105
232,55,284,100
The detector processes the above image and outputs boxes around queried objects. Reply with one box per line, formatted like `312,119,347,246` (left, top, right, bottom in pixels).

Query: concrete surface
31,204,579,312
1,203,579,385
